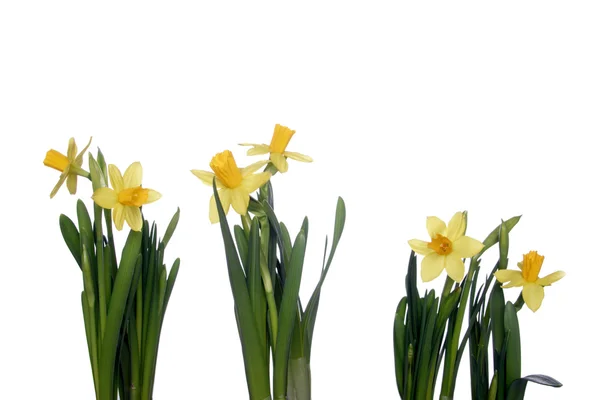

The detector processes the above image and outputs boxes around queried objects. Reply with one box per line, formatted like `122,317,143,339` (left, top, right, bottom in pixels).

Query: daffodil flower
494,251,565,312
408,212,484,282
239,123,313,173
191,150,271,223
92,162,161,231
43,137,93,198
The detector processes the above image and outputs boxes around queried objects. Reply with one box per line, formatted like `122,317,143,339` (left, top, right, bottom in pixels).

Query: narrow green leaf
394,297,407,397
302,197,346,363
504,302,521,391
248,218,267,354
89,153,107,191
60,214,82,268
77,200,95,270
161,208,180,249
234,225,249,274
499,220,509,270
476,215,521,259
213,179,271,400
274,226,307,400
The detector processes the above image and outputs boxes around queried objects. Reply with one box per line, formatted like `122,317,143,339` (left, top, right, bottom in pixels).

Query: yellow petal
191,170,217,186
241,172,271,193
49,172,68,198
67,137,77,160
239,143,264,147
494,269,525,288
75,137,93,166
209,190,232,224
67,173,77,195
123,162,142,188
426,216,446,239
245,144,270,156
522,283,544,312
408,239,434,256
92,188,118,209
537,271,566,286
452,236,484,258
145,189,161,204
113,204,125,231
109,164,124,192
124,206,143,231
445,254,466,282
270,152,288,173
421,253,445,282
241,160,269,177
446,212,466,241
231,187,250,215
283,151,313,162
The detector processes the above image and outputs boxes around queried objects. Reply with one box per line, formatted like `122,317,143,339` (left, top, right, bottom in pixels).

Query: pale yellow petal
124,206,143,232
67,137,77,160
145,189,161,204
49,172,68,198
452,236,484,259
446,212,466,241
241,144,270,156
408,239,434,256
421,253,446,282
210,190,232,224
92,188,118,209
231,187,250,215
241,160,269,177
445,254,465,282
113,204,125,231
191,170,217,186
283,151,313,162
494,269,525,288
270,152,288,173
67,173,77,195
75,137,93,166
537,271,566,286
123,162,142,188
109,164,124,192
241,172,271,193
426,216,446,239
522,283,544,312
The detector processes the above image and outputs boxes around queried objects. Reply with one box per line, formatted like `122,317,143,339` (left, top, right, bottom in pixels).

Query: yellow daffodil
494,251,565,312
239,123,313,173
91,162,161,231
43,137,93,198
191,150,271,224
408,212,484,283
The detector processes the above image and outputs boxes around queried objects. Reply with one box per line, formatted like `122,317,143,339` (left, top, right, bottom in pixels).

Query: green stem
94,205,107,343
514,294,524,312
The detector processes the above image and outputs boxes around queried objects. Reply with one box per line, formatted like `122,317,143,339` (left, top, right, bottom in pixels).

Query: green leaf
394,297,407,397
234,225,249,274
89,153,107,191
59,214,82,268
499,220,509,270
77,200,95,270
274,225,307,400
98,230,142,400
302,197,346,363
476,215,521,259
161,208,180,249
504,302,521,392
248,218,267,354
213,179,271,400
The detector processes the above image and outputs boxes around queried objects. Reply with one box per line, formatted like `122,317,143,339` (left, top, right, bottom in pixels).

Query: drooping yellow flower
408,212,484,282
91,162,161,231
191,150,271,223
43,137,93,198
239,124,313,173
494,251,565,312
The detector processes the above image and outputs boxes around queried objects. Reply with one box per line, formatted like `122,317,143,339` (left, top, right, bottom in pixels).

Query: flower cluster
191,123,312,223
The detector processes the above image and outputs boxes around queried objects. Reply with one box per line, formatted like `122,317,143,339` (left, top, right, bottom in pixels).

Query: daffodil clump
395,213,565,400
192,124,345,400
44,139,180,400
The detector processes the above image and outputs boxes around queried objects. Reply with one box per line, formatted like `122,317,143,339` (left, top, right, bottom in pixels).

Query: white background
1,2,598,399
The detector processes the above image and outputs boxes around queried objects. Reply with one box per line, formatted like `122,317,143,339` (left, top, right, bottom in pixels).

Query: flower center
521,250,544,282
427,234,453,255
118,187,149,207
269,124,295,153
210,150,243,188
44,150,70,172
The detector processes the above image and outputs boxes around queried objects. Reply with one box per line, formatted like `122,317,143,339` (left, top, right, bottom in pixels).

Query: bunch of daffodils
44,138,181,400
394,212,565,400
192,124,345,400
